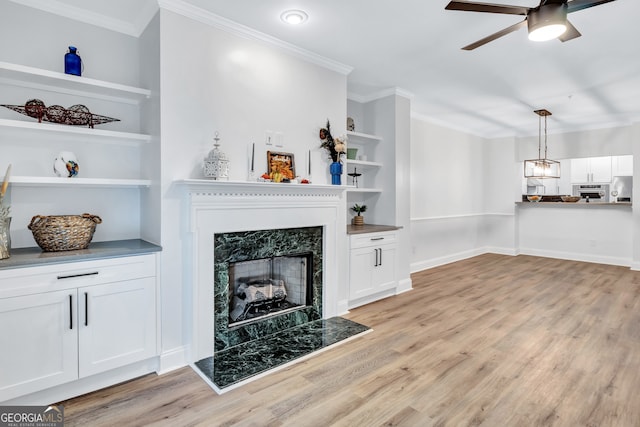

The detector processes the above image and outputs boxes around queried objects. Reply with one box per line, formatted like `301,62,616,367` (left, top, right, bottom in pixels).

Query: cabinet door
570,158,590,183
590,156,612,183
372,245,397,292
349,247,376,300
78,277,156,378
613,155,633,176
0,290,78,401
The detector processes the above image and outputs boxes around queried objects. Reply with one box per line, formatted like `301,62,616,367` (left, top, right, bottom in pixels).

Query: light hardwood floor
61,254,640,426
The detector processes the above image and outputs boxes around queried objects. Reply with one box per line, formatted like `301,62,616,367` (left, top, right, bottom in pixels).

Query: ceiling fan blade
462,19,527,50
445,1,528,15
558,19,582,41
567,0,616,13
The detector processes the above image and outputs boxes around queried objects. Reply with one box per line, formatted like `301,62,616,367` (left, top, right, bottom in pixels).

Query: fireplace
181,180,346,363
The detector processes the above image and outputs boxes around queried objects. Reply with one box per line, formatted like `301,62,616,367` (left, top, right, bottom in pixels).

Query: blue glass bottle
64,46,82,76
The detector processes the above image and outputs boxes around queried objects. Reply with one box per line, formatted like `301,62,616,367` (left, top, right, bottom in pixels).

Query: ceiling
15,0,640,138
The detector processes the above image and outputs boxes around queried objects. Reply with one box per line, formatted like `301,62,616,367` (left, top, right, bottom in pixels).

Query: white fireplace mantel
177,179,348,361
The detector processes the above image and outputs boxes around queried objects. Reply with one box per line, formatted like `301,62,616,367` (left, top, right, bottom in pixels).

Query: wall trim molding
8,0,147,37
157,346,188,375
411,212,515,221
158,0,353,75
518,248,631,268
348,87,415,104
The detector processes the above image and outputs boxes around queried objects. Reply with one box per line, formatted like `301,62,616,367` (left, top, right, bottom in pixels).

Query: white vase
53,151,79,177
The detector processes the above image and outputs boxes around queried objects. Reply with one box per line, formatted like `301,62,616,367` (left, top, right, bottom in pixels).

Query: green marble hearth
195,317,370,391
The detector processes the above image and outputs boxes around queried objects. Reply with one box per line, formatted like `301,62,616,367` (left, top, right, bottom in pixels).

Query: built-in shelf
346,159,382,168
0,119,151,144
346,187,383,194
11,176,151,188
0,61,151,103
346,130,382,141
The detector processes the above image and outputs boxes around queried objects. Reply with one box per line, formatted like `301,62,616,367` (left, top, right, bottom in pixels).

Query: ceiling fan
445,0,617,50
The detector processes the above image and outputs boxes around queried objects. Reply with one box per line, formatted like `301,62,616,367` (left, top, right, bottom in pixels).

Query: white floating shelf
346,159,383,168
346,187,383,193
0,119,151,144
346,130,383,141
10,176,151,188
0,61,151,102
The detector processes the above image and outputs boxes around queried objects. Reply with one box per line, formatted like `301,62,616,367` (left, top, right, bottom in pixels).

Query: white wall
410,117,497,271
157,9,348,366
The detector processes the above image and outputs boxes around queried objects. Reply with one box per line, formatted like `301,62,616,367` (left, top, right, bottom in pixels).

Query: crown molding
157,0,353,75
347,87,414,104
8,0,145,37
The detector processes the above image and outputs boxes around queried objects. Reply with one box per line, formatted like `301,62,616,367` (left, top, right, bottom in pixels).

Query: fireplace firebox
228,253,314,327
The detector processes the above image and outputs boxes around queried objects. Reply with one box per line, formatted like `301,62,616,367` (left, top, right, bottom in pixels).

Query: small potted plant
351,204,367,226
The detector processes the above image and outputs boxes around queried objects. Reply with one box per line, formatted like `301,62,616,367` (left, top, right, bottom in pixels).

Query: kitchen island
516,201,632,266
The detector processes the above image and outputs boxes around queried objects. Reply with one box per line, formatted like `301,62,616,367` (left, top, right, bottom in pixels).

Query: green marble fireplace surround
213,226,323,351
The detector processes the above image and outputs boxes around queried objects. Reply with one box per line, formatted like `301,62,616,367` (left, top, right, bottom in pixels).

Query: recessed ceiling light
280,10,308,25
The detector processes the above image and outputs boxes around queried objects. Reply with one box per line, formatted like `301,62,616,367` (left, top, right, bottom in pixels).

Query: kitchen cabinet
570,156,612,183
612,155,633,176
0,253,157,402
349,231,397,306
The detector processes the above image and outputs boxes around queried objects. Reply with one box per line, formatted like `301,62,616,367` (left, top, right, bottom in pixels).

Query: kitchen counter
0,239,162,270
516,202,631,207
347,224,403,235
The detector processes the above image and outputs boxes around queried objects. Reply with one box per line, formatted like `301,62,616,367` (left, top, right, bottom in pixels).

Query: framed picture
267,151,296,181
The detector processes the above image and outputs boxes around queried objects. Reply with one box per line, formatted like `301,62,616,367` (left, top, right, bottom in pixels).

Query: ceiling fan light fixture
527,4,568,42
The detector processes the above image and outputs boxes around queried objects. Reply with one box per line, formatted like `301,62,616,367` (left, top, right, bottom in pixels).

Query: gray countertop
516,202,631,207
0,239,162,270
347,224,403,235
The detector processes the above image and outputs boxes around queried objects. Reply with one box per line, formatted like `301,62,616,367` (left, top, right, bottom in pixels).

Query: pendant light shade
524,109,560,179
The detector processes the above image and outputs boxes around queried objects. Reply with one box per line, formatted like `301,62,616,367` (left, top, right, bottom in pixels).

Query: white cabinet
612,155,633,176
0,290,78,401
349,232,397,306
0,254,157,402
571,156,612,183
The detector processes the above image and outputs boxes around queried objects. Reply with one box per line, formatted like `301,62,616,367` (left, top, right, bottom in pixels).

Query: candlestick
250,142,255,172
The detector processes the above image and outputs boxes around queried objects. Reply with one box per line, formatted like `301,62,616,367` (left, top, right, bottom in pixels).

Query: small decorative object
248,142,256,181
53,151,79,178
267,151,295,183
560,195,581,203
527,195,542,202
28,213,102,252
204,132,230,180
0,164,12,260
1,99,119,128
351,204,367,226
348,167,362,188
319,119,347,185
347,148,358,160
347,117,355,131
64,46,82,76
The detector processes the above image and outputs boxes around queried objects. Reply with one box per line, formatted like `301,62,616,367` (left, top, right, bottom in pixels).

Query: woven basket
28,213,102,252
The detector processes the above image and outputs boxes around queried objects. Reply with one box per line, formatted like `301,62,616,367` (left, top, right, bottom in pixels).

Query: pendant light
524,109,560,179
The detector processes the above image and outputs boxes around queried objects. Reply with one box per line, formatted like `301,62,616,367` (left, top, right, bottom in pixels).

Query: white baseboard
518,248,631,267
157,346,189,375
396,278,412,294
335,299,350,317
411,247,487,273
